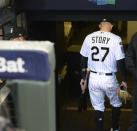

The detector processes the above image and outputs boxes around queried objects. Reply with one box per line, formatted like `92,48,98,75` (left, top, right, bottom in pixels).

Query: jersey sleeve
114,37,125,60
80,37,89,57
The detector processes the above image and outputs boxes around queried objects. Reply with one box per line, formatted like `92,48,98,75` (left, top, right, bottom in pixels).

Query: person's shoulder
109,32,121,40
132,32,137,36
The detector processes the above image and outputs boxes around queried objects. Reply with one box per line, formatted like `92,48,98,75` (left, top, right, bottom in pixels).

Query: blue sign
97,0,106,5
0,50,50,81
90,0,115,5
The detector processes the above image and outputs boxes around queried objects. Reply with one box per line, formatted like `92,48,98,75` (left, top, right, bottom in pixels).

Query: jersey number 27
91,46,109,62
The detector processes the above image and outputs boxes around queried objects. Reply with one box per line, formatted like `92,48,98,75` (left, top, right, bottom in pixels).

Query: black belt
90,70,113,76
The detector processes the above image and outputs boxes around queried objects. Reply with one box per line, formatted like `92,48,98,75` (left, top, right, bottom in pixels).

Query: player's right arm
125,32,137,80
117,59,127,87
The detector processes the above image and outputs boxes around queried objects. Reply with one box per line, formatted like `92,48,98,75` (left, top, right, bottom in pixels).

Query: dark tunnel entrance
25,19,134,131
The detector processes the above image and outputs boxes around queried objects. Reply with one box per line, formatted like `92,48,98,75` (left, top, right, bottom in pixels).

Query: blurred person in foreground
126,32,137,131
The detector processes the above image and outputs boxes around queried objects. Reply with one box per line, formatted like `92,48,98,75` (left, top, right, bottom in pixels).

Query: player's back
84,31,124,73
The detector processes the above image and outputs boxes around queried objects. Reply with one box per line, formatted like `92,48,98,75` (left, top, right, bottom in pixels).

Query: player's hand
80,79,87,94
121,81,127,88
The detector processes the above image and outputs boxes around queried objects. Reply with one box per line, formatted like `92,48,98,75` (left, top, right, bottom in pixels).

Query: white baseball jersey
80,31,124,111
80,31,125,73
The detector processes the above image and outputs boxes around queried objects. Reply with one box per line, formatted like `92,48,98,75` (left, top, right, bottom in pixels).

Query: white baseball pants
88,72,122,112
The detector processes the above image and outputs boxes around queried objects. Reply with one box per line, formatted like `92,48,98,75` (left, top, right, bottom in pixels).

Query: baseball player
4,26,27,127
80,18,127,131
0,27,27,87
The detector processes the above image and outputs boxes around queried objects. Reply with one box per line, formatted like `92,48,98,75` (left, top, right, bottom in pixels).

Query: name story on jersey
92,36,110,44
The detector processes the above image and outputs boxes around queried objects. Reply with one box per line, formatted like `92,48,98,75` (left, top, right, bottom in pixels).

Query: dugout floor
59,110,131,131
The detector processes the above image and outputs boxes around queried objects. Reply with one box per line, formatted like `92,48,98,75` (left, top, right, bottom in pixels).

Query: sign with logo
16,0,137,11
88,0,115,5
0,50,50,81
